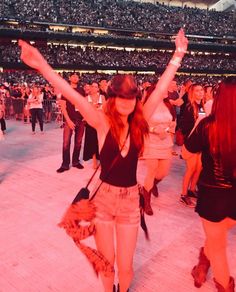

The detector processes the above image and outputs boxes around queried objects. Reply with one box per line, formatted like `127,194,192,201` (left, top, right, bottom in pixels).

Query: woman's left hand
174,28,188,58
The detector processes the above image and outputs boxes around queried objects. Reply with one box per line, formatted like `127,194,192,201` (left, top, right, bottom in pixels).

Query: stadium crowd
0,0,235,36
0,44,235,72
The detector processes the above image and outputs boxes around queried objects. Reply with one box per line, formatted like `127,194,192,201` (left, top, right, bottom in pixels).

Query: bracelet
175,48,187,54
172,56,182,63
170,60,181,68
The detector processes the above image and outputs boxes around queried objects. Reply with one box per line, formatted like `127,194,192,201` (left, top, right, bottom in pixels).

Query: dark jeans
0,117,6,131
62,120,85,168
30,108,43,132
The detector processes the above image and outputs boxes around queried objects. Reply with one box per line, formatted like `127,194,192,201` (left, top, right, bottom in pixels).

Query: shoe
179,154,183,159
72,162,84,169
188,190,198,199
151,178,161,197
180,195,196,208
191,247,210,288
56,166,69,173
151,184,159,197
172,151,178,156
141,187,153,216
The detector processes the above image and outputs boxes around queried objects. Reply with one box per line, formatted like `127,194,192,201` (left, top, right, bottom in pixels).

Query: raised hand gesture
18,40,47,70
174,28,188,58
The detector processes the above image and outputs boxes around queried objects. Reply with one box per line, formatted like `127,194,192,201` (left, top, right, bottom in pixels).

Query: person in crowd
0,98,6,134
27,84,44,134
204,85,214,116
56,73,85,173
179,79,192,118
184,77,236,292
21,86,31,123
99,79,109,100
83,82,104,169
178,83,205,207
141,85,176,215
83,83,91,97
166,80,183,155
19,28,188,292
43,83,55,123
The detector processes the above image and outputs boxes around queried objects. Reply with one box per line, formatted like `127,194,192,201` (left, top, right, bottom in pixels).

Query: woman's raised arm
18,40,103,130
143,28,188,120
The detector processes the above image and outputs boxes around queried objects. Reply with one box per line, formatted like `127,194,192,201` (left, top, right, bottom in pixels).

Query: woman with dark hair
184,78,236,291
83,82,104,169
178,83,205,207
18,29,188,292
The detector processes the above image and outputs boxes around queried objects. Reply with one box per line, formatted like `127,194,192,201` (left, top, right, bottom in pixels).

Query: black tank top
99,130,139,187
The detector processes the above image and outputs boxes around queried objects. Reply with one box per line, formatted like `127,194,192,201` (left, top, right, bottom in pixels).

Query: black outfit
83,124,99,161
185,116,236,222
99,130,139,187
60,87,85,168
30,108,43,132
0,117,6,131
178,102,204,141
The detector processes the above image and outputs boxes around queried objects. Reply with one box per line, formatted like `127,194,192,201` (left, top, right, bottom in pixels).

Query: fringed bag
58,176,114,276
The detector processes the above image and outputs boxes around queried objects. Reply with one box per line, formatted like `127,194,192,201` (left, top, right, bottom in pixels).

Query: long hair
104,75,149,155
187,84,204,121
209,77,236,176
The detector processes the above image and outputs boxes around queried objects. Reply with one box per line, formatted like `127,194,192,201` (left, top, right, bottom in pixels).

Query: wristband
175,48,187,54
170,60,181,68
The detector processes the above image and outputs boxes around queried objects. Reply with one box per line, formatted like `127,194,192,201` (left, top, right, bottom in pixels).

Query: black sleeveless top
99,130,139,187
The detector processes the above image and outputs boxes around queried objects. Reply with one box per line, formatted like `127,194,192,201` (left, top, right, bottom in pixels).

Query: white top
28,93,44,109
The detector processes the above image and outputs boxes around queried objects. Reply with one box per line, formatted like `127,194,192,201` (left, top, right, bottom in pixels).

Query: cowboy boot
151,179,161,197
141,187,153,216
214,277,235,292
191,247,210,288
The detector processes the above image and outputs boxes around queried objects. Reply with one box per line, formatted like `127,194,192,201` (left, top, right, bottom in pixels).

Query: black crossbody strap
89,128,130,201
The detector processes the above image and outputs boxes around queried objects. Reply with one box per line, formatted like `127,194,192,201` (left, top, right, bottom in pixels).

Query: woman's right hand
18,40,47,70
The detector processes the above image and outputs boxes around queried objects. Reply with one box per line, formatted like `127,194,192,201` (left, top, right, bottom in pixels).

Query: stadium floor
0,120,235,292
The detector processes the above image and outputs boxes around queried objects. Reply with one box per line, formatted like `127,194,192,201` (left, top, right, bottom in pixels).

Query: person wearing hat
18,28,188,292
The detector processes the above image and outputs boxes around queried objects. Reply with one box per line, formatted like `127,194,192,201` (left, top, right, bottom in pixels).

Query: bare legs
144,158,171,192
116,224,139,292
95,221,138,292
95,221,115,292
201,217,236,289
182,153,201,196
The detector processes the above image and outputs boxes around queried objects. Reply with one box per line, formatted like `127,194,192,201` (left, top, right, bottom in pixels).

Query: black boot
191,247,210,288
141,187,153,216
151,179,161,197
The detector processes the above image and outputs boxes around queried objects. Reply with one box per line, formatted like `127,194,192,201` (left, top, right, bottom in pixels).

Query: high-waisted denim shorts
92,180,140,225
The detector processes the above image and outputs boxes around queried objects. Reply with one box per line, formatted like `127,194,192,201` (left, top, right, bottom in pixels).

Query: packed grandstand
0,0,235,86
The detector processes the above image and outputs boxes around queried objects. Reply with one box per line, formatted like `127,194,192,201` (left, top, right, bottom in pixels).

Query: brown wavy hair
209,77,236,177
104,75,149,155
187,84,205,121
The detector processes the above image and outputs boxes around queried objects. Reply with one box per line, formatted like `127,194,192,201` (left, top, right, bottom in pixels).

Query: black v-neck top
99,130,139,187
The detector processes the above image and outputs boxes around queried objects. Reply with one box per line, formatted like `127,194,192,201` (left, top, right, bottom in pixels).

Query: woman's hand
174,28,188,58
18,40,47,70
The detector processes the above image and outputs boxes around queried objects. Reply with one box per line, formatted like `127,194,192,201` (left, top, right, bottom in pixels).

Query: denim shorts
92,180,140,225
